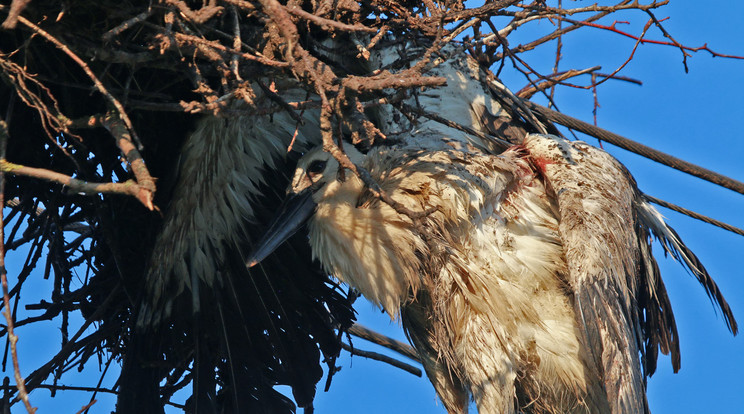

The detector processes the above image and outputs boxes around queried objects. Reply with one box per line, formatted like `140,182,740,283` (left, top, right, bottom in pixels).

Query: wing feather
525,133,738,412
525,134,649,413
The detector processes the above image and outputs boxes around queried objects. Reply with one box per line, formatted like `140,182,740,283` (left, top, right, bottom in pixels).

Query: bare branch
15,15,142,150
0,160,153,208
348,324,420,362
341,342,422,377
0,120,35,413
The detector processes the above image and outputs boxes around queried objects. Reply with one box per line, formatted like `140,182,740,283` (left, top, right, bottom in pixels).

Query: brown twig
164,0,224,24
222,0,256,12
166,30,290,67
0,0,31,29
99,112,156,210
102,10,153,41
0,120,35,413
0,160,153,209
348,324,419,362
284,5,377,33
517,66,601,99
341,342,422,377
76,400,97,414
16,16,143,150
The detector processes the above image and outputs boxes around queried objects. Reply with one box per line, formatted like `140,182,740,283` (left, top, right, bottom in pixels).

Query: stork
131,36,736,412
248,132,737,413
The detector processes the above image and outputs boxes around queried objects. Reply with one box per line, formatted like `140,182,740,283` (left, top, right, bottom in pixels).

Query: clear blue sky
8,2,744,413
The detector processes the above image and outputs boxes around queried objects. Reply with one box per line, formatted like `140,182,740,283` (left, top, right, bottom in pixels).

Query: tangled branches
0,0,740,412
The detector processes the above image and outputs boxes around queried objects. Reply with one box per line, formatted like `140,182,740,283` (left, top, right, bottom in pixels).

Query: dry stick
168,30,289,67
517,65,601,99
284,5,377,33
101,10,153,41
0,160,151,207
643,195,744,238
399,103,511,149
0,0,31,29
494,2,631,60
22,284,122,397
163,0,224,24
222,0,256,11
425,0,519,25
348,324,419,362
341,342,422,377
16,16,142,150
76,400,97,414
522,100,744,196
0,121,35,413
100,112,156,209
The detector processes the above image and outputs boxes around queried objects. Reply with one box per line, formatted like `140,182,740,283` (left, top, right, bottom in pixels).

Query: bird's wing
524,134,650,413
525,133,738,413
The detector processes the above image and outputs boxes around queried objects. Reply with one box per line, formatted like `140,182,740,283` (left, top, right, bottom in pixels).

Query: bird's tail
636,198,738,334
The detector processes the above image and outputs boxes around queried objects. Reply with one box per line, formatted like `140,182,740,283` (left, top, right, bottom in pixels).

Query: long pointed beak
247,188,316,268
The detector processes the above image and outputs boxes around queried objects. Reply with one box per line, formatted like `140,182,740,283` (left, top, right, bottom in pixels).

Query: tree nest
0,0,733,412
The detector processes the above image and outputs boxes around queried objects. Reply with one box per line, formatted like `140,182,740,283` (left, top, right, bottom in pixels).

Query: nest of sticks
0,0,737,412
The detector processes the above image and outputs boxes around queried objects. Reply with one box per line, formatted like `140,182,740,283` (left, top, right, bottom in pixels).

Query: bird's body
136,37,736,412
293,138,604,413
252,133,736,413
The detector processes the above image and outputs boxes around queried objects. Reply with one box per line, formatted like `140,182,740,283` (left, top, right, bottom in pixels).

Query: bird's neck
308,176,425,318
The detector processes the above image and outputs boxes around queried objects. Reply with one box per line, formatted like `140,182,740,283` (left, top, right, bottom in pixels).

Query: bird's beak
247,188,316,268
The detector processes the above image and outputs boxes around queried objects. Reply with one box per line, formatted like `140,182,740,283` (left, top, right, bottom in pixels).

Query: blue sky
6,2,744,413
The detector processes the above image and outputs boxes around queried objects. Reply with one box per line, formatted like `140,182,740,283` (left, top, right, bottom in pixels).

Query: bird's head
247,145,364,267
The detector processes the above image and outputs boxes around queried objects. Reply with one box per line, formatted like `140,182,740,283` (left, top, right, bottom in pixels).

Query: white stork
248,131,737,413
138,37,736,412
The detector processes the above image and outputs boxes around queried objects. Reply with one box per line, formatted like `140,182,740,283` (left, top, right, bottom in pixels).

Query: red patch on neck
531,156,555,174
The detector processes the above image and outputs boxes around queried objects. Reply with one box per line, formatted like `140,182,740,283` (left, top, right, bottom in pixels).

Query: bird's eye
307,160,327,175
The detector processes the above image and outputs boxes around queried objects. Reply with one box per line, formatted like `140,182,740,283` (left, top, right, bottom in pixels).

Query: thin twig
76,400,97,414
102,10,153,41
348,324,419,361
284,5,377,33
517,66,601,99
16,16,143,150
0,160,153,209
341,343,422,377
0,120,35,413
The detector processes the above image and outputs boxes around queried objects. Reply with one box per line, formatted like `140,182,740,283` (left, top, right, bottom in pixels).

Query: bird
248,132,738,413
122,40,525,413
124,34,736,412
